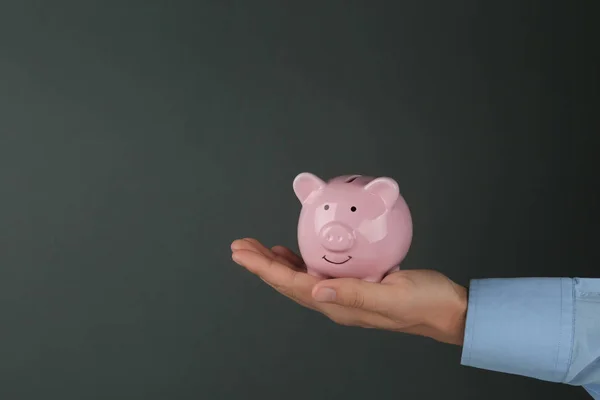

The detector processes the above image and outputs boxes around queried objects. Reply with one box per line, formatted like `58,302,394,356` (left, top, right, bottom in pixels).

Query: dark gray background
0,1,597,399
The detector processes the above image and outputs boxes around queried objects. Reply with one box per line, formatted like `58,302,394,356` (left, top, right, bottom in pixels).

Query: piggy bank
293,173,412,283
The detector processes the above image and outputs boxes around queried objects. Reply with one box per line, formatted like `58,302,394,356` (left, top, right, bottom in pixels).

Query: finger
231,239,298,270
261,280,320,311
271,246,305,270
311,278,399,313
317,302,401,330
231,238,273,257
232,249,319,306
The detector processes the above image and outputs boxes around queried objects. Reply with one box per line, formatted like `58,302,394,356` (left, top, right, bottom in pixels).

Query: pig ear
293,172,325,204
364,177,399,209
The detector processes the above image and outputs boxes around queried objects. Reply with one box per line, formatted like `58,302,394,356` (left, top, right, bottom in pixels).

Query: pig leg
363,274,385,283
307,269,328,279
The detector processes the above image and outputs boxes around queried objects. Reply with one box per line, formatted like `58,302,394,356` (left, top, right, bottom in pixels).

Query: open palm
231,238,467,345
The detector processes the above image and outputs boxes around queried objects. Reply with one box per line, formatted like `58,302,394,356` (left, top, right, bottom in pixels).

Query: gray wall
0,1,596,399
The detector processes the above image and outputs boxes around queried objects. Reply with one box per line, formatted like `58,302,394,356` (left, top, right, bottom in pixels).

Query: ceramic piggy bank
293,173,413,282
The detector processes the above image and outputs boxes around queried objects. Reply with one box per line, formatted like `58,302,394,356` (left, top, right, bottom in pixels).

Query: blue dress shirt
461,277,600,398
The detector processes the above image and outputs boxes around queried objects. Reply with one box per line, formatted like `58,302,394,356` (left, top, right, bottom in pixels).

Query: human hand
231,238,468,345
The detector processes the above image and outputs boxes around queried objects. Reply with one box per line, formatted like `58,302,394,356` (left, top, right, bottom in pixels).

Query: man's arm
461,277,600,398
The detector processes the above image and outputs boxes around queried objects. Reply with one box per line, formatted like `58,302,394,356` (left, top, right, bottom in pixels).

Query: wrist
427,283,468,346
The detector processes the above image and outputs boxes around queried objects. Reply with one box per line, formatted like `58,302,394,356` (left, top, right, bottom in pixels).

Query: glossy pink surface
293,173,413,283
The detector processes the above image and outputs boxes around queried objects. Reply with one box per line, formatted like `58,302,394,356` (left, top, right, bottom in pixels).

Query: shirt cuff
461,277,574,383
586,384,600,399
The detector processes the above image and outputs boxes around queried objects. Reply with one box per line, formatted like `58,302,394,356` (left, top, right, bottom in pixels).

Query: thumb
311,278,389,311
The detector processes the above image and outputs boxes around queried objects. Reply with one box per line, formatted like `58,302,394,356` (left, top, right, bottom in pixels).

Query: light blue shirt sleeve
460,277,600,399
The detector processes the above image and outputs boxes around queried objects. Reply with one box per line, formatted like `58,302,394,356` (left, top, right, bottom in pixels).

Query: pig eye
350,206,357,212
324,204,330,210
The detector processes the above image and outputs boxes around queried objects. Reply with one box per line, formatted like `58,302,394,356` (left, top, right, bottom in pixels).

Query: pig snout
319,222,355,252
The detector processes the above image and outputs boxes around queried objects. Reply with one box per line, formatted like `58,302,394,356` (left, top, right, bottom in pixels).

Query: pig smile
322,255,352,265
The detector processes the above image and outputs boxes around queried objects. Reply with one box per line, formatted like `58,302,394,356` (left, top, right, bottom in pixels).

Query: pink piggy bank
293,173,413,283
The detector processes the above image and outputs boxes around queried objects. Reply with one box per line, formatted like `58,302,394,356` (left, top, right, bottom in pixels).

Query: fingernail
314,287,336,302
231,253,242,265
